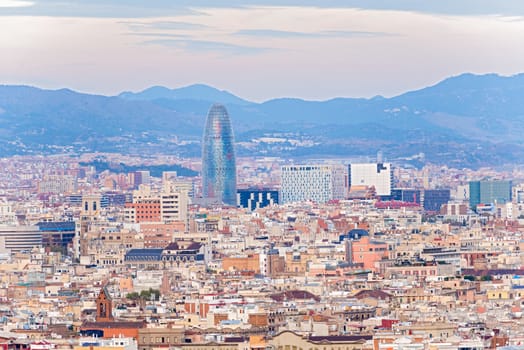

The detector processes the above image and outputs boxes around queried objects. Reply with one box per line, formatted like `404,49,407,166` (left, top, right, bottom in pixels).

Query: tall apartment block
348,163,393,197
280,164,346,204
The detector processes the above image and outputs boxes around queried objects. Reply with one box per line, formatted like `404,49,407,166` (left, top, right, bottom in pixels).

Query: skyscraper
201,104,237,206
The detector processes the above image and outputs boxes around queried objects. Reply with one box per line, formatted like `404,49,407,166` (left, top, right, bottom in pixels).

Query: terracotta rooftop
354,289,392,300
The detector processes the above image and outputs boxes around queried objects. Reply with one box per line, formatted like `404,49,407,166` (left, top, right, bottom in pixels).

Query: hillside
1,73,523,167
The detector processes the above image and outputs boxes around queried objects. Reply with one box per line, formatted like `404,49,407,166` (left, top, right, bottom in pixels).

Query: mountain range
1,73,524,168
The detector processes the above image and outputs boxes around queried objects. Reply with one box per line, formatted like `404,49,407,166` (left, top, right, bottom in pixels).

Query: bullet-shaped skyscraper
201,103,237,206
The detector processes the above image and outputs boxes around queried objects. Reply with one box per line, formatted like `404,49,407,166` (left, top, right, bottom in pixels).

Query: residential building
280,164,346,204
349,163,393,197
237,188,279,210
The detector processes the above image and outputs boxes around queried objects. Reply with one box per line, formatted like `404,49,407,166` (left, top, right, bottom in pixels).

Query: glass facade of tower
469,180,512,210
201,104,237,206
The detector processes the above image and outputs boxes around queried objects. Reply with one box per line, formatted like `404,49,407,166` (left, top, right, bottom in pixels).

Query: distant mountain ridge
1,72,524,167
119,84,251,105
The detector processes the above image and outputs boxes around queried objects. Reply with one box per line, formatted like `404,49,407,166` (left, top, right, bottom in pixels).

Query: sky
1,0,524,102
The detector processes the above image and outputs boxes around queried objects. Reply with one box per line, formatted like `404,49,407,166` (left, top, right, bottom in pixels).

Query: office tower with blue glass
201,104,237,206
469,180,512,210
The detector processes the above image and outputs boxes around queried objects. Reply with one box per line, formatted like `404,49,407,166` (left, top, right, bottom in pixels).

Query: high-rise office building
423,189,451,212
280,164,346,204
348,163,393,197
131,170,150,189
391,189,421,204
469,180,512,210
201,104,237,206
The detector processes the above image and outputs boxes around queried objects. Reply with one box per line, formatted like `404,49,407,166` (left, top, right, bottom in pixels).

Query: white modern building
280,164,346,204
0,225,42,253
348,162,393,197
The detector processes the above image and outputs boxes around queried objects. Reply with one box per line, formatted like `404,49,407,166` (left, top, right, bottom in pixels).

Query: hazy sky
1,0,524,101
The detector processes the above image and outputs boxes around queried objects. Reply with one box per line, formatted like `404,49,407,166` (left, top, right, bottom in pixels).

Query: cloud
142,38,269,55
121,20,210,42
496,16,524,22
123,20,210,32
125,32,192,39
234,29,394,38
0,0,34,7
235,29,318,38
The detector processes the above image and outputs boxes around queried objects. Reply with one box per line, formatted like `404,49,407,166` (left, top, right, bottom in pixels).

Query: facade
124,183,189,227
37,175,77,194
132,171,150,189
223,253,261,273
237,188,279,210
138,327,184,350
349,163,393,197
163,177,195,198
423,189,451,212
82,194,102,217
201,104,237,206
469,180,512,210
440,202,468,216
280,164,346,204
140,222,186,248
37,221,76,253
160,191,188,224
124,200,161,223
162,241,208,265
0,225,42,253
391,189,421,204
74,337,137,350
102,192,127,207
270,330,371,350
349,236,389,270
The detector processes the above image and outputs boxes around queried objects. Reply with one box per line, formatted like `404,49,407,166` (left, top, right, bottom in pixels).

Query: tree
139,288,160,301
126,288,161,301
126,292,140,300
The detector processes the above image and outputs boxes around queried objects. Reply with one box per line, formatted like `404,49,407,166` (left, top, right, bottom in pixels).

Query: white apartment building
38,175,77,194
280,164,346,204
348,162,393,197
0,225,42,253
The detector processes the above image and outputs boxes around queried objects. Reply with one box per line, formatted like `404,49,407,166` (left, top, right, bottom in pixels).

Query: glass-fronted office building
469,180,512,210
201,104,237,206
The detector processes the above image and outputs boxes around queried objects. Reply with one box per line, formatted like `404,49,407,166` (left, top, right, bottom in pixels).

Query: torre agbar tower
201,103,237,206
